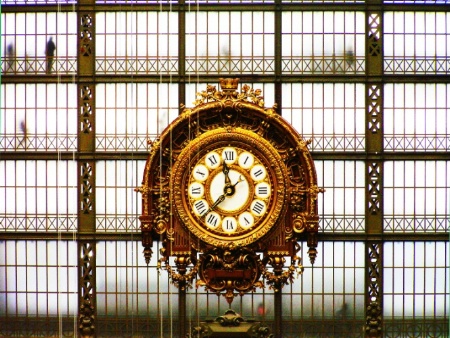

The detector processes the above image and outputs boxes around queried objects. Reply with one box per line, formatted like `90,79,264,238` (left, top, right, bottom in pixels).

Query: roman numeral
191,187,201,195
252,201,264,214
194,200,207,215
207,155,218,165
224,151,234,161
258,186,268,195
207,214,218,226
253,169,263,177
196,169,205,177
225,219,233,230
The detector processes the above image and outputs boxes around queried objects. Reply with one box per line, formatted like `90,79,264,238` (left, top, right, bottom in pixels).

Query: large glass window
1,1,448,337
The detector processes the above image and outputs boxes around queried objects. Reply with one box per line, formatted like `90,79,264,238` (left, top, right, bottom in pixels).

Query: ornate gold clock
137,78,322,307
172,127,287,248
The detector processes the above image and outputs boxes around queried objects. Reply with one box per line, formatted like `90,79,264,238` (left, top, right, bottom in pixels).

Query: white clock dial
188,182,205,198
221,147,238,164
205,151,221,169
250,199,267,217
238,212,254,230
193,164,209,182
255,182,271,199
238,152,254,169
209,169,250,212
205,212,221,229
250,164,267,181
222,216,238,234
187,144,276,238
192,199,209,217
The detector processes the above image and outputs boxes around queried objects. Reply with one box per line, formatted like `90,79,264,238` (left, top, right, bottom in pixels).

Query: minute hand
202,194,226,217
211,194,226,209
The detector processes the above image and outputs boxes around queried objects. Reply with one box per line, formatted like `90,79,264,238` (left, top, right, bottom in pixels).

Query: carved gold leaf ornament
292,215,306,233
137,78,322,303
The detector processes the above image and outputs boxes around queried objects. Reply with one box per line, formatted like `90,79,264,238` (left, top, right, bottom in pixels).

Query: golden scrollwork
193,78,265,107
134,184,150,195
292,214,306,233
152,195,170,234
163,256,201,290
262,251,304,292
191,309,273,338
197,247,264,304
238,84,265,107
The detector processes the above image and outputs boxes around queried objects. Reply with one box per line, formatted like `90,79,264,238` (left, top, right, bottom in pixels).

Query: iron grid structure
1,0,449,337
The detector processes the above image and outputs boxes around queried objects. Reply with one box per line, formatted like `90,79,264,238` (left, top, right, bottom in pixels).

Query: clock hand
202,193,226,217
231,175,244,188
223,162,231,185
202,176,243,218
220,175,244,198
212,193,226,208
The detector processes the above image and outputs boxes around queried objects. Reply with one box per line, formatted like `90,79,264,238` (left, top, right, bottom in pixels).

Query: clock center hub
224,185,235,196
208,169,251,214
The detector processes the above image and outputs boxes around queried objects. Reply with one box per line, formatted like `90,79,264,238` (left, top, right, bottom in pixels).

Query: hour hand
222,162,231,184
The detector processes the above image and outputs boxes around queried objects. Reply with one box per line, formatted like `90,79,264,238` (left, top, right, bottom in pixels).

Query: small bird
46,37,56,73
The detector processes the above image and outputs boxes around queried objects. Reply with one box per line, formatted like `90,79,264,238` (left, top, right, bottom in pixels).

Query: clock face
172,128,287,247
188,147,272,236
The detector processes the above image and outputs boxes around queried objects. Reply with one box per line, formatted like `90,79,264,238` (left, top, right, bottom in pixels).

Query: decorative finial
219,78,239,91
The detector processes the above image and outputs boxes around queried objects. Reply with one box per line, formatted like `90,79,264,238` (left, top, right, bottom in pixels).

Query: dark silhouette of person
336,302,348,319
5,43,15,73
46,37,56,73
336,302,350,337
345,49,355,67
18,120,28,149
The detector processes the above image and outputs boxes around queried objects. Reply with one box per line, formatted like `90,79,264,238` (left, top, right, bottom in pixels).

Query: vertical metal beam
365,9,383,78
274,0,282,115
79,241,96,338
365,2,384,337
366,242,383,337
77,0,96,231
366,84,383,235
273,288,282,338
175,255,190,337
271,255,285,338
77,1,97,336
178,1,186,111
78,9,96,77
178,5,187,334
274,4,283,334
179,286,187,338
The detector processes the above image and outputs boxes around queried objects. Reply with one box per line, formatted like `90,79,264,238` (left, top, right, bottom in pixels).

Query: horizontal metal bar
2,231,448,242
